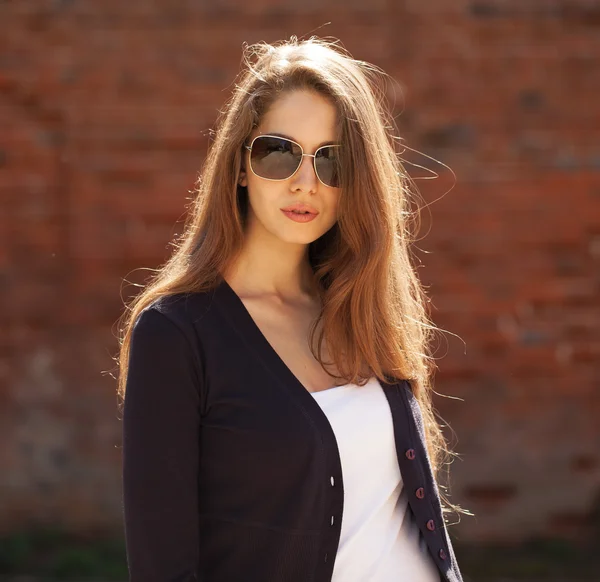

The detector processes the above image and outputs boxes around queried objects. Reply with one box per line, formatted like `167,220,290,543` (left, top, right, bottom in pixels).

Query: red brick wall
2,1,599,543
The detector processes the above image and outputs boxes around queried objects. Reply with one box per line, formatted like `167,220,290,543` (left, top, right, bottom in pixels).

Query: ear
238,167,248,188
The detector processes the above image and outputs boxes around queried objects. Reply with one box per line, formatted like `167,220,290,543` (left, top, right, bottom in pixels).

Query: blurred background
1,1,599,580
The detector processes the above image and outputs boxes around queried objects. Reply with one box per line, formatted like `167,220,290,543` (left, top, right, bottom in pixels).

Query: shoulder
129,290,219,380
129,288,221,366
136,286,220,334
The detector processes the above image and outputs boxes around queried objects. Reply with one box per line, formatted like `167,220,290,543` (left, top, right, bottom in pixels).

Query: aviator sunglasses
244,134,342,188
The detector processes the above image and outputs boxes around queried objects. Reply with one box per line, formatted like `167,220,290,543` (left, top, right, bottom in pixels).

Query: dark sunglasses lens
315,146,342,188
250,137,302,180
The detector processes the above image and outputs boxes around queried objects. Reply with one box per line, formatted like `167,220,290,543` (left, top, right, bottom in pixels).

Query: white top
311,377,440,582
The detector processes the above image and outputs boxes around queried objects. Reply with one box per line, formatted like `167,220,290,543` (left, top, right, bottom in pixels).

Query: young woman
118,36,468,582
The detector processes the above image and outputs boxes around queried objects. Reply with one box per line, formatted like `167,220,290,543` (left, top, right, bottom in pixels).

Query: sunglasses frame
244,134,342,188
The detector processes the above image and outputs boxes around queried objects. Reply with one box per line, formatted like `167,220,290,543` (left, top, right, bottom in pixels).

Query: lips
280,203,319,215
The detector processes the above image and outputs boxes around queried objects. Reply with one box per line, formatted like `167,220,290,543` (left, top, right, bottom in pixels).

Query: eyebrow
261,132,340,149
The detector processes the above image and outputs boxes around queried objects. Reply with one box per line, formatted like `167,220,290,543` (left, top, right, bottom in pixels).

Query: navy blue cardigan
122,277,464,581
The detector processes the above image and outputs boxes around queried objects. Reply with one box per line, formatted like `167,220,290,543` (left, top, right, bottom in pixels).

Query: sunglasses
244,134,342,188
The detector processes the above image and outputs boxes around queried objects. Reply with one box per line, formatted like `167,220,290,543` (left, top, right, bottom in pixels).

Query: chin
276,229,322,245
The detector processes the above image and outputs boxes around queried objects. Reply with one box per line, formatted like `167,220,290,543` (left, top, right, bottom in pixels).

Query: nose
290,154,319,192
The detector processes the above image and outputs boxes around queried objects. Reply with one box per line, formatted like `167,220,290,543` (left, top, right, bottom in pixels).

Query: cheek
325,192,341,219
246,180,279,213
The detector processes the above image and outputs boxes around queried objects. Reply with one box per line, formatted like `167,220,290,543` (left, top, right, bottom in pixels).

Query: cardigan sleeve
122,306,202,581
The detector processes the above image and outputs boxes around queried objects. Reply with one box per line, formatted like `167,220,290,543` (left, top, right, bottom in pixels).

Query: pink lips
280,202,319,215
281,209,318,223
280,202,319,223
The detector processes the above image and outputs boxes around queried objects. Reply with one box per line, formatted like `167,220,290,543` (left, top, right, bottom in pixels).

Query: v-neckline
216,275,351,395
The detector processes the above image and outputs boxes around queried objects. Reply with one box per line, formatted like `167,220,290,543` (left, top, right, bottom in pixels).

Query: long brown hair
117,36,470,522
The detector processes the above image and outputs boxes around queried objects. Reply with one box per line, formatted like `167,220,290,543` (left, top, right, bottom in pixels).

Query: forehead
255,90,339,150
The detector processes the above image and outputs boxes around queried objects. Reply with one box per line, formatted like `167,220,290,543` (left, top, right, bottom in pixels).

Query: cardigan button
426,519,435,531
415,487,425,499
439,548,447,560
331,515,335,526
324,552,328,563
405,448,416,460
330,476,335,486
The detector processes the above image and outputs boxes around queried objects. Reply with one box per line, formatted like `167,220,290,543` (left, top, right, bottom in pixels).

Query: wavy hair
116,36,470,522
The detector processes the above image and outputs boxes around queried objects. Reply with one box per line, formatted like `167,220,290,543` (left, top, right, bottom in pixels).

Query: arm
122,307,201,581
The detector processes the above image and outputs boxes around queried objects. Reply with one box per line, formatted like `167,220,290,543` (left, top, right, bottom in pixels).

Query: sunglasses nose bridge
291,152,320,185
296,152,334,188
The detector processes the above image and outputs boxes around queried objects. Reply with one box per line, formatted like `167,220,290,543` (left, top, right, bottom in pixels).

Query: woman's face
239,89,341,245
